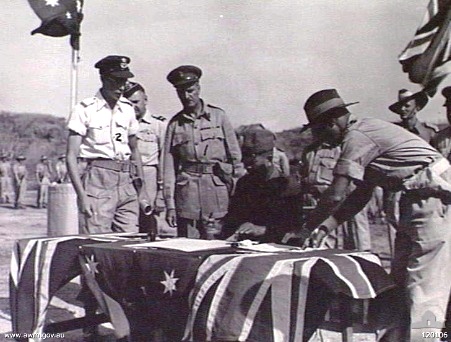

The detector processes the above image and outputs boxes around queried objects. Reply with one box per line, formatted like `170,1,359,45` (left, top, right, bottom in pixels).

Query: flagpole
70,48,79,116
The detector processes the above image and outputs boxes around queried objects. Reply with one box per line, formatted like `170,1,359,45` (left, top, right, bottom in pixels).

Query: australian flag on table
9,232,143,338
183,249,395,342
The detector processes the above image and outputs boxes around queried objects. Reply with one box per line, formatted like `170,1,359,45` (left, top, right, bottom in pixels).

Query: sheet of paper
237,243,322,253
125,238,232,252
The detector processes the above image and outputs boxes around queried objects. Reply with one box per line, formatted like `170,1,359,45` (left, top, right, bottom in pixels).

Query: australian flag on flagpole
398,0,451,95
27,0,84,50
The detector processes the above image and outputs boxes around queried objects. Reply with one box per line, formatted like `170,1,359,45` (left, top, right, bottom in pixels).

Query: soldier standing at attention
163,65,243,239
35,155,52,209
66,55,146,235
12,155,27,209
123,81,167,235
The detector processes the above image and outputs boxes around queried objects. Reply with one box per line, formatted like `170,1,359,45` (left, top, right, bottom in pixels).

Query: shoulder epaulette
152,115,166,121
119,97,133,106
80,97,96,108
207,104,224,111
423,122,439,132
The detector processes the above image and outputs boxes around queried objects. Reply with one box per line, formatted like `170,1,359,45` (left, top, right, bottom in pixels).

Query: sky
1,0,450,132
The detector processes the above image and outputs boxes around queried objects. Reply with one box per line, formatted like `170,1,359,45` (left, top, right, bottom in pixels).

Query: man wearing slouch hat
283,88,451,341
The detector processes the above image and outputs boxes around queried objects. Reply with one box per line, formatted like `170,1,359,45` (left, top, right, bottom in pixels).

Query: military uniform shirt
0,162,11,177
432,126,451,161
334,115,442,187
163,100,242,217
136,112,167,166
395,119,437,143
67,91,139,161
36,162,52,182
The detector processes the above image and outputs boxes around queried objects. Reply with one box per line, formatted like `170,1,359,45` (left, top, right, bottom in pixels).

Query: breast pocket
88,123,111,145
316,157,337,183
200,127,224,142
172,132,190,146
137,130,157,143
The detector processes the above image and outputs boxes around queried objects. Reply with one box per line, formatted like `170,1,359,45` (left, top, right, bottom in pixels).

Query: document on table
125,238,232,252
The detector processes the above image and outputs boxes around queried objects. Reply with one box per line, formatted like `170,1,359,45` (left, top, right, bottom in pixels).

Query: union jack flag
9,233,143,338
398,0,451,94
183,250,394,342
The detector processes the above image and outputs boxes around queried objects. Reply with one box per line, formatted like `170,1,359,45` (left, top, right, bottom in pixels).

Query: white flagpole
70,48,79,116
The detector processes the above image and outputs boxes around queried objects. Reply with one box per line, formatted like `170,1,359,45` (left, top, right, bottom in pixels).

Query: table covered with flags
9,232,147,338
78,239,397,342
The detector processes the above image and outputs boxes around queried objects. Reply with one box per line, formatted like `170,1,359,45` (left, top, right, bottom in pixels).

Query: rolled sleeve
334,130,379,181
334,158,366,181
67,104,87,136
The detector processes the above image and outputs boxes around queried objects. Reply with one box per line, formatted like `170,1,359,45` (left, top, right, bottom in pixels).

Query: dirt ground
0,190,393,341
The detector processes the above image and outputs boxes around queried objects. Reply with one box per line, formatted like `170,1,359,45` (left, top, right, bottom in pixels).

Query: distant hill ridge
1,111,447,167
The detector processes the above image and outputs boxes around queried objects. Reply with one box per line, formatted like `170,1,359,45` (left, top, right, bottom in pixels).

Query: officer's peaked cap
95,55,134,78
167,65,202,88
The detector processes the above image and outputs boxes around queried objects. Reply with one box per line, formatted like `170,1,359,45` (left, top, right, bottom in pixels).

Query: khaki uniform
394,120,438,144
333,115,450,340
136,112,167,233
55,160,69,183
163,101,242,238
67,91,140,234
137,113,167,205
36,161,52,208
12,163,27,209
302,142,371,251
0,161,14,203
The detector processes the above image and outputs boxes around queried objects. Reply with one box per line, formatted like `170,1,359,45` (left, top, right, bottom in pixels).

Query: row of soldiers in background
0,153,69,209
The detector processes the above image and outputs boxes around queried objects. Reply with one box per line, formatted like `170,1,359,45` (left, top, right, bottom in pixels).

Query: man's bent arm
304,175,351,231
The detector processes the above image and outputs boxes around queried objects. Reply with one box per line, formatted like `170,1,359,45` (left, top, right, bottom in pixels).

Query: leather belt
88,159,133,172
182,162,215,174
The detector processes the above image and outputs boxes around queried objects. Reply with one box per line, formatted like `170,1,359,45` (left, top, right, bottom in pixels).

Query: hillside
2,111,446,177
0,111,67,163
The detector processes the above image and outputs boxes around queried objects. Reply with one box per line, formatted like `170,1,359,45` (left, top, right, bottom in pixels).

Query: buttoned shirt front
163,100,242,218
67,91,139,161
136,112,167,166
334,115,442,188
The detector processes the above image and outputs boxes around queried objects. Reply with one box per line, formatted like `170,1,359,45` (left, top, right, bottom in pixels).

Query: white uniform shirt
67,91,139,161
136,112,167,166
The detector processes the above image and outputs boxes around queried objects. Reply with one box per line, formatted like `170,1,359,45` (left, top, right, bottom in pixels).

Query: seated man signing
224,129,302,242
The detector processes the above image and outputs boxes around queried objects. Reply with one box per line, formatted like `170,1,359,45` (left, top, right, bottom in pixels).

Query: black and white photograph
0,1,450,341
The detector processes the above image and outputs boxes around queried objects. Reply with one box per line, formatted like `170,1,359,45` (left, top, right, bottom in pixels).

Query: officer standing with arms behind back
163,65,243,239
66,55,146,235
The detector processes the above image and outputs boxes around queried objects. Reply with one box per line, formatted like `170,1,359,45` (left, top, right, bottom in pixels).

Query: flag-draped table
79,241,396,342
9,233,146,340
